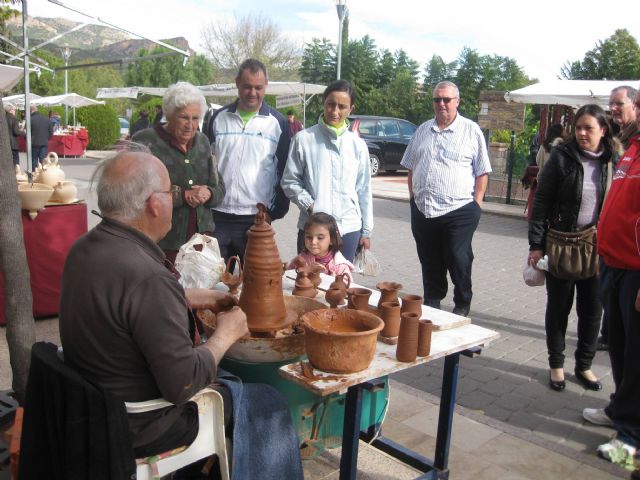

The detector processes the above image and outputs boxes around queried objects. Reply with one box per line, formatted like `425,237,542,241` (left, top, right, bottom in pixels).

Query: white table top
278,322,499,397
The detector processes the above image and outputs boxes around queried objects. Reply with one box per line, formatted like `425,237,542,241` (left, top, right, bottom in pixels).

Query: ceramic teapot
50,181,77,204
292,266,317,298
38,152,65,187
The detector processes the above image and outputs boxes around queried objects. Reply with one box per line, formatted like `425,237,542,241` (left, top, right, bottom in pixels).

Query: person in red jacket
582,91,640,465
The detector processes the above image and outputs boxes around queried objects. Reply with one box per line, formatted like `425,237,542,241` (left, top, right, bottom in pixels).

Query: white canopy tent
31,92,104,126
97,81,327,124
2,92,42,109
0,64,26,92
504,80,640,109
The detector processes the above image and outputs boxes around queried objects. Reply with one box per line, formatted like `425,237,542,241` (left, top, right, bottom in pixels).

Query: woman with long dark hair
528,104,620,392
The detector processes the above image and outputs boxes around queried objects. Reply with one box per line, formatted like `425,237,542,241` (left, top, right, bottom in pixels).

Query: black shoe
424,299,441,310
549,373,566,391
452,305,470,317
596,336,609,351
574,369,602,391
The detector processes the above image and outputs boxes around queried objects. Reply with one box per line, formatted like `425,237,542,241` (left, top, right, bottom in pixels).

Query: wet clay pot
346,287,372,311
308,263,325,288
417,320,433,357
379,301,401,338
220,255,243,295
325,273,350,307
293,266,318,298
302,308,383,373
396,312,419,362
400,294,423,317
238,204,290,333
376,281,403,308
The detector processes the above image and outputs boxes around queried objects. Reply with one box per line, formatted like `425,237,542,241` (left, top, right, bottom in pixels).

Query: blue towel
217,369,303,480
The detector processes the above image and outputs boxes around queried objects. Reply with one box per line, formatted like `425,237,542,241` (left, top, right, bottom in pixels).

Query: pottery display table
0,203,88,326
47,129,89,157
279,274,500,479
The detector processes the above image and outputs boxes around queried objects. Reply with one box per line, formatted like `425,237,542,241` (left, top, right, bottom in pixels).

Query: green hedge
76,105,120,149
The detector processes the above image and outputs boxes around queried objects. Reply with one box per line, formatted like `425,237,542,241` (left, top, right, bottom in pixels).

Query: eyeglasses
433,97,457,104
148,185,181,202
608,101,630,108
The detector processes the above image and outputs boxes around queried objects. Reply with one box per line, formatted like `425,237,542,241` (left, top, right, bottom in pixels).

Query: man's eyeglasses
149,185,181,202
433,97,457,104
608,101,629,108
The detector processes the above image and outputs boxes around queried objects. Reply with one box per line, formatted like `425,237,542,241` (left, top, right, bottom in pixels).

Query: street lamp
335,0,347,80
62,47,71,126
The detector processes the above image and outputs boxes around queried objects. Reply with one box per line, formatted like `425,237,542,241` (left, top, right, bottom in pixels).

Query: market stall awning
31,93,104,107
0,64,26,92
504,80,640,109
2,92,42,109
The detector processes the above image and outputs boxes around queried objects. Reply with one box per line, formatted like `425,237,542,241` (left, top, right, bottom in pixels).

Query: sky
27,0,640,83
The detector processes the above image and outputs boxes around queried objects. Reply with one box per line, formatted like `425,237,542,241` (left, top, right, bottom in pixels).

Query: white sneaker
583,408,614,427
597,438,637,464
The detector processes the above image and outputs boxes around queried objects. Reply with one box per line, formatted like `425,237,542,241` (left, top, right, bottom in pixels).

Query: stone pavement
1,158,631,478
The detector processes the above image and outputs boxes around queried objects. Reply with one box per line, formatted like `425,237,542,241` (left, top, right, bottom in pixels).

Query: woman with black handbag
528,104,620,392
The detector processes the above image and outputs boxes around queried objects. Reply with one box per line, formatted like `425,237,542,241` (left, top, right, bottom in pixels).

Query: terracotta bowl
18,183,54,218
302,308,383,374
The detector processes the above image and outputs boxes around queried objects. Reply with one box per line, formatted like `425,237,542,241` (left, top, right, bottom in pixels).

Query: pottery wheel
247,308,298,335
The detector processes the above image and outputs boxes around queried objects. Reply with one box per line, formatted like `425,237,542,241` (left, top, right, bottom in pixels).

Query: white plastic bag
353,248,381,276
174,233,225,289
522,254,545,287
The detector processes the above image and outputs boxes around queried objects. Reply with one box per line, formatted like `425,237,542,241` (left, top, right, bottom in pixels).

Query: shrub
76,104,120,149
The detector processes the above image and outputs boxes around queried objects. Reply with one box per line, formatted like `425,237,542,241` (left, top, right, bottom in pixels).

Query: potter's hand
528,249,543,267
206,306,249,365
636,288,640,312
186,288,238,311
359,236,371,250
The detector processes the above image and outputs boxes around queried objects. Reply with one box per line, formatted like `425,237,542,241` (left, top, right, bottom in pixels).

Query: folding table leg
339,385,363,480
434,353,460,471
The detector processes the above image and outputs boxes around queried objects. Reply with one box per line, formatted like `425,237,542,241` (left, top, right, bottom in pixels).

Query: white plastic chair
125,387,230,480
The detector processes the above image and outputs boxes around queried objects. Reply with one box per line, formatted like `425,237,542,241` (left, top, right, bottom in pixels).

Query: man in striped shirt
400,81,492,317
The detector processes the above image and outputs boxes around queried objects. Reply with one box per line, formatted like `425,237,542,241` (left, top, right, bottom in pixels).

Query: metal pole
335,1,347,80
505,130,516,205
22,0,32,172
63,48,70,126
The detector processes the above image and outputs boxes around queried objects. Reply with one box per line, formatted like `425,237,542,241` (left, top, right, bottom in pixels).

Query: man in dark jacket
5,104,24,165
129,110,150,137
30,105,52,170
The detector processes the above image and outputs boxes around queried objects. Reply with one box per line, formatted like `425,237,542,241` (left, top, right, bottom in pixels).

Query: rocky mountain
6,15,192,63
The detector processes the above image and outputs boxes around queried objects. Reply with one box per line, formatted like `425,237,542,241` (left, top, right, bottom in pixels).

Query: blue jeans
31,145,47,170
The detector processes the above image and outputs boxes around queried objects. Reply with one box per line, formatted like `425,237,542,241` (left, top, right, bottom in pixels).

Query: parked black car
348,115,417,176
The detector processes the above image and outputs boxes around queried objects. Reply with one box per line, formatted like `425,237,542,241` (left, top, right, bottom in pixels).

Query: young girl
289,212,354,282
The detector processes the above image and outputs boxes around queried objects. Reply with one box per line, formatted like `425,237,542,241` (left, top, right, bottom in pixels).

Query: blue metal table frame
338,347,481,480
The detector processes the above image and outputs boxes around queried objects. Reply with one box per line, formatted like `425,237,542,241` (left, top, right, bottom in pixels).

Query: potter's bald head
94,145,167,223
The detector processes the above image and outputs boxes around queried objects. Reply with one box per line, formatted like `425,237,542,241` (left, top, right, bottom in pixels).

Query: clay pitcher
396,312,419,362
50,180,77,204
238,204,290,333
293,267,317,298
346,287,372,311
400,294,423,317
325,273,350,307
376,281,403,308
38,152,65,187
329,272,351,292
220,255,243,295
379,301,401,338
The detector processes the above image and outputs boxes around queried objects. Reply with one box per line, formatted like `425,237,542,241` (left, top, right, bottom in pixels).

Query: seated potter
59,147,303,478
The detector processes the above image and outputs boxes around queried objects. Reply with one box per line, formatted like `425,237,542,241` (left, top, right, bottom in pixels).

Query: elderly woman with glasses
281,79,373,262
133,81,225,263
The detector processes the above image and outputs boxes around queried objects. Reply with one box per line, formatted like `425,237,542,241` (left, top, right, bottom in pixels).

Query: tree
201,13,302,81
561,29,640,80
299,38,335,85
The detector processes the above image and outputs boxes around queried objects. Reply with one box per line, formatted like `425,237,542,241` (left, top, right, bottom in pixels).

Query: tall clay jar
417,320,433,357
396,312,419,362
400,294,423,317
376,281,403,308
380,301,401,338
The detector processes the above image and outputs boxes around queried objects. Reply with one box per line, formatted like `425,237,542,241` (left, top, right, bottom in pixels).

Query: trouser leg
574,275,602,371
410,198,447,305
604,267,640,448
600,265,624,389
441,201,481,309
212,212,254,263
340,231,361,263
544,272,575,369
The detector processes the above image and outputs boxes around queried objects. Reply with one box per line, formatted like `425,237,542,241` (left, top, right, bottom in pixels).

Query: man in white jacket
205,58,291,261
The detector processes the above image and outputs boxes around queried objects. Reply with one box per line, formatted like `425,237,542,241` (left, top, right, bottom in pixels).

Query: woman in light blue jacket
281,80,373,262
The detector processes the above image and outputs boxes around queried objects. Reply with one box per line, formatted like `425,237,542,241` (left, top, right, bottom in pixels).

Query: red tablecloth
0,203,88,326
48,130,89,157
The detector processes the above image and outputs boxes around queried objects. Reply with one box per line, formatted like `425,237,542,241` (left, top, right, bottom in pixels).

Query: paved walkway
1,160,632,478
